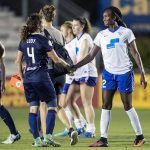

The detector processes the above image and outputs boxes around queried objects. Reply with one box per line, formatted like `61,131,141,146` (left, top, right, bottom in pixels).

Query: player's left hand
1,83,6,94
140,72,147,89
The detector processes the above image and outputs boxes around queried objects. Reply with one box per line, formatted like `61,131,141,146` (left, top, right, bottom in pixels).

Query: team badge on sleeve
48,40,53,46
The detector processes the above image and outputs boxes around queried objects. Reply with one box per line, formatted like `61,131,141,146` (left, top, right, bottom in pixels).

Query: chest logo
106,38,119,49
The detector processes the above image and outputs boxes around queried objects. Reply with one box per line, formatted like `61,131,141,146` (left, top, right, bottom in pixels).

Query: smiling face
103,9,116,27
72,20,84,36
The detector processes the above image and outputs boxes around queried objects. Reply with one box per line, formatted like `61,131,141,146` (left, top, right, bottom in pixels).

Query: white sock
86,123,95,133
74,119,83,129
126,107,143,135
64,106,74,126
100,109,111,138
80,113,87,127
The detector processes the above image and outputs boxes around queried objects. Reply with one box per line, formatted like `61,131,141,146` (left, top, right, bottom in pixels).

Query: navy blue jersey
18,33,53,82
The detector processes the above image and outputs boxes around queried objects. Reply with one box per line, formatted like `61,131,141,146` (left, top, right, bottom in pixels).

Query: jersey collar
108,26,120,33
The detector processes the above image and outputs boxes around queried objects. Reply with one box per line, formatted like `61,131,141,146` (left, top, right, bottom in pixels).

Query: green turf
0,108,149,150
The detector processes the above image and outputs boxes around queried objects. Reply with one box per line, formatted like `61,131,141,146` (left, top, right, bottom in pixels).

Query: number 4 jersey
94,26,135,74
18,33,53,83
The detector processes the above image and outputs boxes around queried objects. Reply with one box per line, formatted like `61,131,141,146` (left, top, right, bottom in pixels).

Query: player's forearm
74,53,93,69
16,63,24,80
133,52,145,74
1,62,6,85
55,58,69,68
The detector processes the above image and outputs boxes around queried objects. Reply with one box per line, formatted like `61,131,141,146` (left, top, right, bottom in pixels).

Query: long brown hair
39,5,56,22
73,17,92,34
20,13,42,41
0,42,4,58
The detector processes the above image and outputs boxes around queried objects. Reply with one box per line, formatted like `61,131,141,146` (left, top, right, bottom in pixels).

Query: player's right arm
47,50,70,69
15,51,24,81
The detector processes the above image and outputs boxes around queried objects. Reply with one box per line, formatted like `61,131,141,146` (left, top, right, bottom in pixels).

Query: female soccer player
54,21,87,136
15,13,70,147
0,42,21,144
39,5,78,145
71,6,147,147
66,17,98,138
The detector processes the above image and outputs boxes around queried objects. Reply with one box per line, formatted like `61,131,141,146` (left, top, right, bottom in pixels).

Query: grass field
0,108,149,150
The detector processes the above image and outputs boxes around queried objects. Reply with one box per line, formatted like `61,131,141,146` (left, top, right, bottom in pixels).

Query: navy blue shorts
23,80,57,107
73,77,97,87
102,69,134,93
62,83,70,94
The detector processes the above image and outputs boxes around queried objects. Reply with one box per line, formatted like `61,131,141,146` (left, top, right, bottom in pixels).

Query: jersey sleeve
127,29,136,44
43,38,53,52
94,33,101,48
18,41,23,52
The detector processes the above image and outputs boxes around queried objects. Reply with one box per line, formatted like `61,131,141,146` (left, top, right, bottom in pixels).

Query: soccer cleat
133,138,145,147
1,132,21,144
43,134,61,147
54,129,69,137
76,127,85,135
89,140,108,147
32,137,47,147
80,132,95,138
70,131,78,146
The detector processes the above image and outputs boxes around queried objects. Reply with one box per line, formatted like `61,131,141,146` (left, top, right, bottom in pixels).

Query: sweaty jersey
74,33,98,78
94,26,135,74
65,39,76,84
18,33,53,83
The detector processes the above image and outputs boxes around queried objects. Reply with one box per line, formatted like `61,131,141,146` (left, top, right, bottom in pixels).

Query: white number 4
27,47,35,64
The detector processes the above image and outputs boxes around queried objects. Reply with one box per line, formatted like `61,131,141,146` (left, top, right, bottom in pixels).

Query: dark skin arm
128,40,147,89
72,44,100,71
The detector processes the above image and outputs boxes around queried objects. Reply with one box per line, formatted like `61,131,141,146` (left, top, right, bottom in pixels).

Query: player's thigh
66,83,79,104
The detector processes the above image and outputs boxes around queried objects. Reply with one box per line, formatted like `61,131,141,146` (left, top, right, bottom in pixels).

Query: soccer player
53,21,87,136
70,6,147,147
15,13,70,147
66,17,98,138
0,42,21,144
39,5,78,145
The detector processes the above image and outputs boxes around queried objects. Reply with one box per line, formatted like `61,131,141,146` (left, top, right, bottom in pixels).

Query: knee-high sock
0,105,18,135
100,109,111,138
126,107,143,135
29,113,39,139
46,110,56,135
64,107,74,126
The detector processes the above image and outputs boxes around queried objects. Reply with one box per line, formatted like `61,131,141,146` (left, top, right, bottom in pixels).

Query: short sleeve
94,33,101,48
18,41,23,52
43,38,53,52
127,29,136,44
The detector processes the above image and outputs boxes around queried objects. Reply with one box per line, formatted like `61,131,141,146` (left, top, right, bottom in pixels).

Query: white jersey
65,39,76,84
94,26,135,74
74,33,98,78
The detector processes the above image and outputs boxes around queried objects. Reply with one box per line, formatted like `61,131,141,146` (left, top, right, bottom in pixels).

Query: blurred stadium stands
0,0,149,76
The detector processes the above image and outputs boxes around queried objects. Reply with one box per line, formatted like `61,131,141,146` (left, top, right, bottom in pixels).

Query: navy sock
0,105,18,135
37,111,41,132
29,113,39,139
46,110,56,135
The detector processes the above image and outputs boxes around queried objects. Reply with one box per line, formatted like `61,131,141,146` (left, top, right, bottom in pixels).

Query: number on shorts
27,47,35,64
102,79,106,88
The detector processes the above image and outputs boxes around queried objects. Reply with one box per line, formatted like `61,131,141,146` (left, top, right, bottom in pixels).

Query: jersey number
27,47,35,64
102,79,106,88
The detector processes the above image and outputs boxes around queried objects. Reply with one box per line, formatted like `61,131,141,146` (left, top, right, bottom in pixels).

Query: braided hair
104,6,127,27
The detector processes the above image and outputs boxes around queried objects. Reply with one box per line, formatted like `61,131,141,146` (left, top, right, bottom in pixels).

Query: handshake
65,64,77,73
